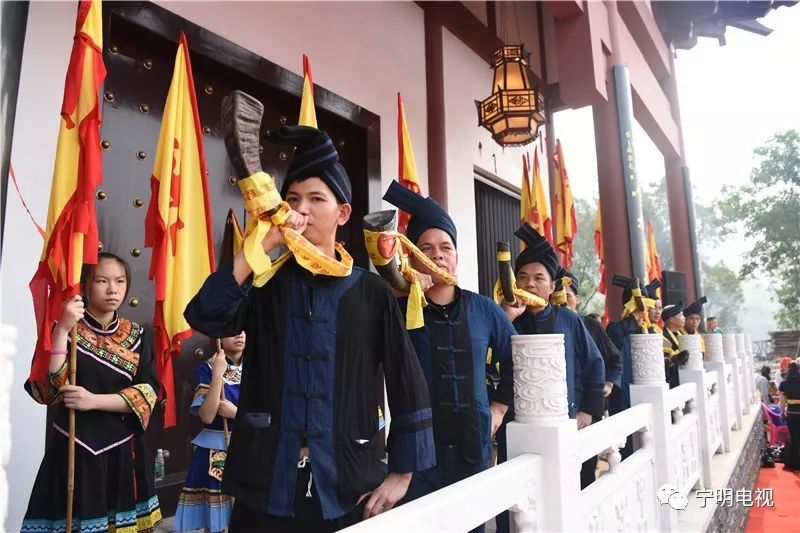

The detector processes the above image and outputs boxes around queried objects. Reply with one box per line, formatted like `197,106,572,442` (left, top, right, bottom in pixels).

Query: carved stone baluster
678,334,703,371
703,334,724,363
508,333,573,532
631,334,666,386
513,334,569,424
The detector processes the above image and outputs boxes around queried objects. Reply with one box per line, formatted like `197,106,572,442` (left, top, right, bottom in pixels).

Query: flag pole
216,338,230,447
66,325,78,531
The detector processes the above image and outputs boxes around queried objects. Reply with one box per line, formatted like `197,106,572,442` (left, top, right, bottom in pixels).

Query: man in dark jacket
185,126,435,532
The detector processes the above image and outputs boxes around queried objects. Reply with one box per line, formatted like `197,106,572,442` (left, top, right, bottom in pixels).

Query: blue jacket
398,288,516,466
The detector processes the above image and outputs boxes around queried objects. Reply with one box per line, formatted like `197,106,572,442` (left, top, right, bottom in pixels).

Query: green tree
639,179,720,272
571,197,605,316
701,261,743,329
714,129,800,330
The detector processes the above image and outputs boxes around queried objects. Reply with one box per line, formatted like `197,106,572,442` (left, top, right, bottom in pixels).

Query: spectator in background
706,316,722,334
778,362,800,471
777,356,793,388
755,365,770,404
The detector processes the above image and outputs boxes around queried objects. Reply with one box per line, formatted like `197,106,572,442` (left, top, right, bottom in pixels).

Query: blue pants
401,445,488,533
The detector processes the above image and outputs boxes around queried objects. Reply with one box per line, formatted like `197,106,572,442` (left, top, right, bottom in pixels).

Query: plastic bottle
154,448,165,481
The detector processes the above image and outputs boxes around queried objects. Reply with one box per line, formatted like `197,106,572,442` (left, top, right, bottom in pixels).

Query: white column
735,334,752,414
705,333,725,364
703,334,732,452
0,324,18,529
507,334,574,532
628,334,676,530
744,333,758,404
679,335,704,371
631,333,667,385
678,335,715,488
722,334,743,430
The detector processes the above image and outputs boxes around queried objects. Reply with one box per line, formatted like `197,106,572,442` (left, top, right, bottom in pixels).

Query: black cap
661,303,684,321
644,279,662,299
515,224,558,278
383,181,457,246
683,296,707,317
266,125,352,204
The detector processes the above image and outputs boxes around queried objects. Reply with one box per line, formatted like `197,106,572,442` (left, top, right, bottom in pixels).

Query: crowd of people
18,125,797,533
756,356,800,472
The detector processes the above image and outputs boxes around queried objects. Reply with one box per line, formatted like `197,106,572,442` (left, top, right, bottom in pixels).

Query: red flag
28,0,105,386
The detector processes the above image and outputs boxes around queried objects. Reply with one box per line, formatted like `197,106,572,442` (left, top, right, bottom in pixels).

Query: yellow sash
622,286,655,333
364,228,457,329
238,172,353,287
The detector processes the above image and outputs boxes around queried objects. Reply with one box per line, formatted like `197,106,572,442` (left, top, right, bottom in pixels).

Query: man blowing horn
185,92,434,531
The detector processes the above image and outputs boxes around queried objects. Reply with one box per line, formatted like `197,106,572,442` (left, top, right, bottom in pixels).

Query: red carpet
745,465,800,532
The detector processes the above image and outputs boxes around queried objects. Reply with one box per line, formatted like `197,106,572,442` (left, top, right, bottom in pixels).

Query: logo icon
657,484,688,511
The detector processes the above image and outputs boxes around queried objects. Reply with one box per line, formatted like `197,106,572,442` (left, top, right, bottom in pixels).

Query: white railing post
678,335,718,488
628,333,676,531
506,334,576,533
0,324,18,531
743,333,757,405
722,334,743,430
735,334,752,414
703,333,732,452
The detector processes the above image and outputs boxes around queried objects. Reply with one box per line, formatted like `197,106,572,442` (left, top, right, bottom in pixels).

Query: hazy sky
552,6,800,339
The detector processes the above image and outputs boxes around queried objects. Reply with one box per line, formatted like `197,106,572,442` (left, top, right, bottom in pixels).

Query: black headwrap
514,224,558,278
266,125,352,204
382,181,457,246
683,296,707,317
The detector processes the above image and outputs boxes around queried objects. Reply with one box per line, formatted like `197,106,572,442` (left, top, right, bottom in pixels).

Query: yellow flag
28,0,105,388
554,139,576,268
299,54,317,128
531,149,553,244
144,33,215,427
397,92,422,234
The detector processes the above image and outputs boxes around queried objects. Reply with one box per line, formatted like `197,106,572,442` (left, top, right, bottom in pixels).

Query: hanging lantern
475,44,545,147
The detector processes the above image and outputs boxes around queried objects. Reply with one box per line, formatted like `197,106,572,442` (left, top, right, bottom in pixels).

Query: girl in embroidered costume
173,333,243,532
21,253,161,532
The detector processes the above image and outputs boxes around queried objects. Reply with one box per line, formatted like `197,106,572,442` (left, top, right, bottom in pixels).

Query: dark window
474,176,521,298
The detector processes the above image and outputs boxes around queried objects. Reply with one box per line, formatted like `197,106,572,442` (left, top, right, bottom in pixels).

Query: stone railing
344,329,756,533
704,333,733,452
679,334,723,487
343,454,543,532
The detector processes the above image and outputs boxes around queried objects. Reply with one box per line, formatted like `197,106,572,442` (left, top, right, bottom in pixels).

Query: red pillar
593,96,632,321
424,9,448,208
